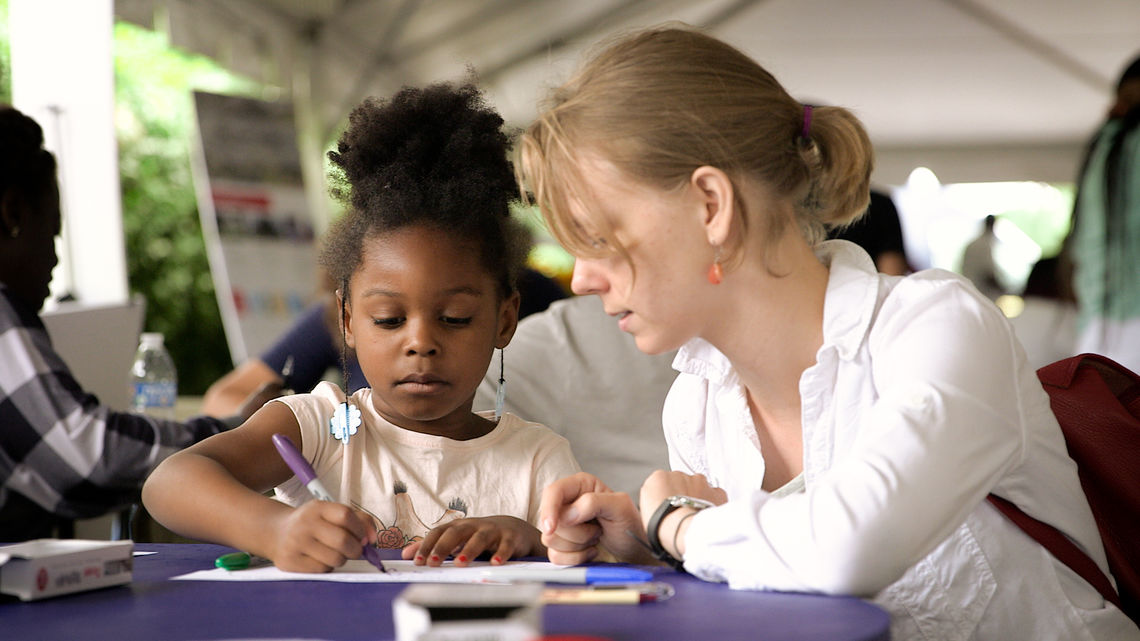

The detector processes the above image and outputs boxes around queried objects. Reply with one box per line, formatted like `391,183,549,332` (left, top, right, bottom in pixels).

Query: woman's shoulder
880,267,1005,324
869,268,1019,370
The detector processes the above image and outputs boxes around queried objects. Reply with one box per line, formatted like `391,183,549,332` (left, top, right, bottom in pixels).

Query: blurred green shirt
1072,118,1140,329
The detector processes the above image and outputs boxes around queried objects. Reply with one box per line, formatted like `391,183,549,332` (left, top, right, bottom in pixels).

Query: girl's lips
396,378,449,395
396,374,448,393
398,381,447,394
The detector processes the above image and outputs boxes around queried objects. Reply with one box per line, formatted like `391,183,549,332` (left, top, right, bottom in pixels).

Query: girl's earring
494,348,506,422
330,280,360,445
707,246,723,285
8,225,19,239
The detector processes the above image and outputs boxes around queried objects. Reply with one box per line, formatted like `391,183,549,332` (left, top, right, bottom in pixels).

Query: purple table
1,543,889,640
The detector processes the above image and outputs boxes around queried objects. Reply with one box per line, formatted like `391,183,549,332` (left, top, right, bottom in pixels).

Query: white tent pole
292,33,333,238
10,0,128,307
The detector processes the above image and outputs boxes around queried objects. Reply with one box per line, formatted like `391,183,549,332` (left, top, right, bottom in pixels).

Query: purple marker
271,433,385,571
272,433,335,501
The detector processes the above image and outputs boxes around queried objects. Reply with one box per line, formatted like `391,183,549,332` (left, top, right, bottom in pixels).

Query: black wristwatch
646,495,715,570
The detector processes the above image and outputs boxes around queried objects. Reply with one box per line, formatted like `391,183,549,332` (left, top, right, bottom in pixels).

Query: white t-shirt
670,240,1138,641
474,295,675,497
273,382,580,549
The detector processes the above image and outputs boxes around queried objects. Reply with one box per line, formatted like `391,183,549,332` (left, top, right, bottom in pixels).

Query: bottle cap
140,332,165,348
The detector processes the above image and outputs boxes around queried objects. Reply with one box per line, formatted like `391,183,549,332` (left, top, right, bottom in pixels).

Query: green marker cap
215,551,252,570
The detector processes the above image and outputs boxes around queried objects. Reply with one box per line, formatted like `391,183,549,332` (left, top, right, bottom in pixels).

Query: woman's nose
570,258,609,296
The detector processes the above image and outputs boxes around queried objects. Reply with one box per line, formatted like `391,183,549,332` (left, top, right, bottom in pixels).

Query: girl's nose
569,258,609,296
404,319,439,356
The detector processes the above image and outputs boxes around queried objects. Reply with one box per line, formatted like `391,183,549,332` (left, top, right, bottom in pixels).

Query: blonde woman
527,25,1138,641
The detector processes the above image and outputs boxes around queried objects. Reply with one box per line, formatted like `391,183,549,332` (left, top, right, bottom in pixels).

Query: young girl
527,26,1138,641
143,82,580,572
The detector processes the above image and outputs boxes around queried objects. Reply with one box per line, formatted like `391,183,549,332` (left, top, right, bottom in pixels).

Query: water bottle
128,332,178,420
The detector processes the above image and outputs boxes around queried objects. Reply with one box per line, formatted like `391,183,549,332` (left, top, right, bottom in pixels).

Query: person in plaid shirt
0,105,260,542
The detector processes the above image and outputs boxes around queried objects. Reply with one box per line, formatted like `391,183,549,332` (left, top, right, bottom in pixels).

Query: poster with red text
191,91,318,365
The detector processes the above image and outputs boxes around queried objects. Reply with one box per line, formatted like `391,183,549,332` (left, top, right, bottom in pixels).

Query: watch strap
646,497,685,570
647,495,713,570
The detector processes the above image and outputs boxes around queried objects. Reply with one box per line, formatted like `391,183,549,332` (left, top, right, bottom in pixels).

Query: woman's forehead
566,154,648,218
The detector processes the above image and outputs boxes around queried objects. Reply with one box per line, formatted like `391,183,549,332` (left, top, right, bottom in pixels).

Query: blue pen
479,566,654,584
271,433,385,572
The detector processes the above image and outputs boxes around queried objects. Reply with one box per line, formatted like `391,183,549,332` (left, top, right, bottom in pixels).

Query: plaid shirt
0,285,226,541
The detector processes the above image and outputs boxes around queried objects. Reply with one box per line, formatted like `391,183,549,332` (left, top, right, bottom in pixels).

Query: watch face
668,495,715,510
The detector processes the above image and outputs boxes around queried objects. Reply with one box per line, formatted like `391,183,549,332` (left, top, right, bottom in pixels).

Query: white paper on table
172,559,560,583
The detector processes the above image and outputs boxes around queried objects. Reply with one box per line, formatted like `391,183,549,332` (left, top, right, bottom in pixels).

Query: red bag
987,353,1140,622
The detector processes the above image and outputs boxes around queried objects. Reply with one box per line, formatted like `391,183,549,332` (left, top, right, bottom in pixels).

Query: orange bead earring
707,246,723,285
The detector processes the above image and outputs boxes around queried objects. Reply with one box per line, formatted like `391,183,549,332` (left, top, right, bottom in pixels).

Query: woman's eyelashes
571,217,610,251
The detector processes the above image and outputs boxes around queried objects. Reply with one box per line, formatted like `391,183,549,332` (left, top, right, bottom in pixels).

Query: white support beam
10,0,128,307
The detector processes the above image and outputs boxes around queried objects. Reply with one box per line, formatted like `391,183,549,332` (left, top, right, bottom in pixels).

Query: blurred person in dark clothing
0,105,264,542
828,189,909,275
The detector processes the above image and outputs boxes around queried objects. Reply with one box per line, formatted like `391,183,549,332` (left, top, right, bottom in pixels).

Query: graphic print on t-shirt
356,481,469,548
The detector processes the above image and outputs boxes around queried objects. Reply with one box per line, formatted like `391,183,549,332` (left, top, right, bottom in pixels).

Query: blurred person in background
1006,256,1078,371
960,214,1005,301
1067,53,1140,373
474,294,674,498
0,105,264,542
828,189,909,275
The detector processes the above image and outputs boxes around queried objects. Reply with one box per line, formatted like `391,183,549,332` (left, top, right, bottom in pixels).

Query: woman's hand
639,470,727,560
537,472,658,566
267,500,377,573
402,516,542,566
639,470,727,519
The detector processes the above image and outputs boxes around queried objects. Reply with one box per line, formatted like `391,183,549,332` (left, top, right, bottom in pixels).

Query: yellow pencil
542,587,646,605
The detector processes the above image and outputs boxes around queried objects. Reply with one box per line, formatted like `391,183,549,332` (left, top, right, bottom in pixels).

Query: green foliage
0,0,10,104
114,22,263,394
998,184,1075,258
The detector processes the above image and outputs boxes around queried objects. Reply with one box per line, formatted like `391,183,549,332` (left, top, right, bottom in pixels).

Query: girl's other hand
537,472,656,566
268,500,377,573
403,516,542,566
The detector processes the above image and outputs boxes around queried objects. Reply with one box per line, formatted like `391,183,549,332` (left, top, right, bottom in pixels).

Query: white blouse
667,240,1138,641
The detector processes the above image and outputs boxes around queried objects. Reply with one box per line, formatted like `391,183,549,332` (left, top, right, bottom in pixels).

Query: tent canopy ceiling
114,0,1140,184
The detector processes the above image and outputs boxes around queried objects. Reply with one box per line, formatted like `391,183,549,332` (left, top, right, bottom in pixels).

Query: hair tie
801,104,814,141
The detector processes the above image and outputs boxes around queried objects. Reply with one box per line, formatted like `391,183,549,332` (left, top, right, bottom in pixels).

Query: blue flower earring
331,401,362,444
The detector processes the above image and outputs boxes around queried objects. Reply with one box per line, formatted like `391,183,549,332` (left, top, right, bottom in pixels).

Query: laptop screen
41,297,146,411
